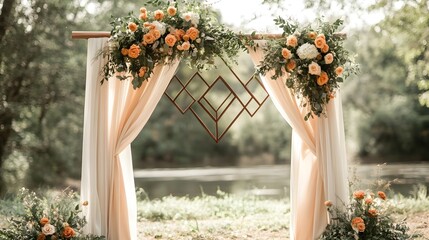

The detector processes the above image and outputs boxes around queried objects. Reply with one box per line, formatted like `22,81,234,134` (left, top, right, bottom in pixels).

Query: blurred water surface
134,163,429,199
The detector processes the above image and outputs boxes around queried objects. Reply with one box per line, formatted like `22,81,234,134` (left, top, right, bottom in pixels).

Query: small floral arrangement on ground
257,18,357,120
0,188,104,240
102,0,244,88
320,190,409,240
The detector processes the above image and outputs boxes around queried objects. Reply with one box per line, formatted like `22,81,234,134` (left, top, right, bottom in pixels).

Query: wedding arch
72,2,350,239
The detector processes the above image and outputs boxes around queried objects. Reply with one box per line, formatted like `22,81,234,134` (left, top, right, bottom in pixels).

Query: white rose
296,43,319,60
152,21,166,35
308,62,321,75
42,223,56,236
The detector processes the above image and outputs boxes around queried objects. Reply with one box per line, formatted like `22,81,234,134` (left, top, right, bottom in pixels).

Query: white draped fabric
81,38,180,239
248,42,349,240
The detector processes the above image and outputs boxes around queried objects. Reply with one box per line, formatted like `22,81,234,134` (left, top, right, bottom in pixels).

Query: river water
134,163,429,199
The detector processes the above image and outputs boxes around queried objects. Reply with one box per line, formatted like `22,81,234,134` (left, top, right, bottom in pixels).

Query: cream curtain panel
249,42,349,239
81,38,180,239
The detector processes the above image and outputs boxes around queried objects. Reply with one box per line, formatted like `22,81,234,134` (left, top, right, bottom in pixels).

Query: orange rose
377,191,387,200
186,27,199,41
154,10,164,20
165,34,177,47
140,7,147,13
286,35,298,47
365,198,373,205
324,200,332,207
335,66,344,76
139,12,147,20
120,48,128,56
167,6,177,16
321,44,329,53
40,217,49,226
183,34,190,41
174,29,186,40
138,67,147,78
368,209,377,217
62,226,75,239
317,71,329,86
143,33,156,45
357,222,366,232
182,41,191,50
128,22,137,32
353,190,365,200
128,44,141,58
324,53,334,64
281,48,292,59
37,233,46,240
315,36,326,49
351,217,364,225
308,32,317,39
151,29,161,39
286,59,296,71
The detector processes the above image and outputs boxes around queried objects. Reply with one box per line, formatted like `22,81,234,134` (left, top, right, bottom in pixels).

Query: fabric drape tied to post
248,41,349,240
80,38,180,239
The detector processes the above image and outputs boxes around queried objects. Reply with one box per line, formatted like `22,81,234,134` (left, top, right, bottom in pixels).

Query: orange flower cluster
36,217,75,239
351,217,366,232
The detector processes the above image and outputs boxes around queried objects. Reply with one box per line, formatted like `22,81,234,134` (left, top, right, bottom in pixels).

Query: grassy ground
1,188,428,239
136,188,429,240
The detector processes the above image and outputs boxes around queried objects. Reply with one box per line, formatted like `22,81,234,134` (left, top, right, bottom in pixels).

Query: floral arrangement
102,0,244,88
0,188,104,240
320,190,409,240
257,18,357,120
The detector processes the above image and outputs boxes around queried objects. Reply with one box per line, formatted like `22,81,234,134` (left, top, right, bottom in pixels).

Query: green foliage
102,0,246,88
0,188,104,240
320,190,409,240
258,18,357,119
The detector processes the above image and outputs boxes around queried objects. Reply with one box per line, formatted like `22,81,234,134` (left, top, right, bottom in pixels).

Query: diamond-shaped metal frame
164,67,269,143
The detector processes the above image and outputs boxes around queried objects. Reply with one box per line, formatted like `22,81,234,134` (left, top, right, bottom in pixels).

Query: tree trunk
0,107,13,194
0,0,15,42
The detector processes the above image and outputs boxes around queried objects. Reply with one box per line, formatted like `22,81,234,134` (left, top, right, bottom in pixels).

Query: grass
1,186,428,239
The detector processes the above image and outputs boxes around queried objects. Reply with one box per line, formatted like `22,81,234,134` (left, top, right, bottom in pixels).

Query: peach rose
183,34,190,41
308,61,321,75
365,198,373,205
177,45,183,51
368,209,377,217
317,71,329,86
324,53,334,64
186,27,199,40
357,222,366,232
167,6,177,16
353,190,366,200
128,22,137,32
182,41,191,50
281,48,292,59
324,200,332,207
315,36,326,49
40,217,49,226
154,10,164,20
321,44,329,53
286,60,296,71
175,29,186,40
42,223,56,235
378,191,387,200
138,67,147,77
62,226,75,239
121,48,128,56
184,14,192,22
335,66,344,76
329,92,335,99
139,12,147,20
151,29,161,39
165,34,177,47
308,32,317,39
286,35,298,47
143,33,156,45
128,44,141,58
140,7,147,13
317,33,326,39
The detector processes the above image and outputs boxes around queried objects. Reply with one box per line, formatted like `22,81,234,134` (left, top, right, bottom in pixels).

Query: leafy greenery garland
257,18,357,120
102,0,245,88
